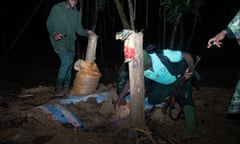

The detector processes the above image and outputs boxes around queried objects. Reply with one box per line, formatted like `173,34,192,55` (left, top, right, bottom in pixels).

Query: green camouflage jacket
226,9,240,46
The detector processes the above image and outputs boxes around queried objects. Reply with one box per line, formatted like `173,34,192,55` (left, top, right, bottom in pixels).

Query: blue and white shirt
144,49,182,85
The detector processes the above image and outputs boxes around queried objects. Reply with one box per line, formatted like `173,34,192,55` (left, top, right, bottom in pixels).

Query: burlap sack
70,59,101,95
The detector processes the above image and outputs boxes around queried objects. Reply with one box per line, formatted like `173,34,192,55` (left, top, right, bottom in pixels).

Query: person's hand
114,96,127,108
207,38,223,48
114,97,121,108
207,30,227,48
182,52,194,71
114,81,129,108
53,32,65,40
87,30,94,35
183,67,193,80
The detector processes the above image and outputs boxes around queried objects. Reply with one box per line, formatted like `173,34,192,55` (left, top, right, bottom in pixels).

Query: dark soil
0,59,240,144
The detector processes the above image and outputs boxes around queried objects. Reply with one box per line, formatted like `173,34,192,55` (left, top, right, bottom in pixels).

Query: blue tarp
39,92,166,129
39,103,88,129
59,92,108,105
39,92,109,129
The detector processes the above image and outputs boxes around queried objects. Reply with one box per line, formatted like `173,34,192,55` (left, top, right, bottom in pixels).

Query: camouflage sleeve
226,10,240,43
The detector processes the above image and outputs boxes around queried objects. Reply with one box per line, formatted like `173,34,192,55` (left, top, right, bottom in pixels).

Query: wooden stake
128,32,145,129
85,33,98,62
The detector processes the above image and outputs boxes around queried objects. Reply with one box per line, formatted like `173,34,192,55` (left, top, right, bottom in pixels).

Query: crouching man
115,48,197,140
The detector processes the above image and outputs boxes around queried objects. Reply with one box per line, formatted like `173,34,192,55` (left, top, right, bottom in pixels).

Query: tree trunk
177,19,184,50
128,32,145,129
91,0,99,31
79,0,83,21
76,0,84,59
127,0,135,30
146,0,149,29
169,13,182,49
163,8,166,48
114,0,130,29
114,0,145,129
186,11,199,52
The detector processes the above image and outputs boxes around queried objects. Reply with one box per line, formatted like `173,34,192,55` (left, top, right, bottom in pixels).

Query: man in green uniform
115,48,197,139
208,9,240,116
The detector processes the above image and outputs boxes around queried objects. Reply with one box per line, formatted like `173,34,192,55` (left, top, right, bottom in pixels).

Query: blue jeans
54,46,75,88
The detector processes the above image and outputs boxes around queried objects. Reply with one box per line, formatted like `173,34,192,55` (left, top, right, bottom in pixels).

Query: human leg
227,79,240,115
176,79,197,139
145,79,175,105
55,50,74,95
63,52,74,89
176,105,197,139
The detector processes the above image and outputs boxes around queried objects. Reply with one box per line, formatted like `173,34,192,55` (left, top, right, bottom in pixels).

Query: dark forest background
0,0,240,90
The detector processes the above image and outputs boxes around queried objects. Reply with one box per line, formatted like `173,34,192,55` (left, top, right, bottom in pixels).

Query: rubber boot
176,105,197,139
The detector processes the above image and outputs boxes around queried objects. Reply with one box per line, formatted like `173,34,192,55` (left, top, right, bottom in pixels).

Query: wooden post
128,32,145,128
85,33,98,62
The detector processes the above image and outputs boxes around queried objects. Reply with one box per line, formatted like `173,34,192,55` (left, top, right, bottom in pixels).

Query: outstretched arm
114,81,130,107
182,52,194,79
207,10,240,48
207,30,227,48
